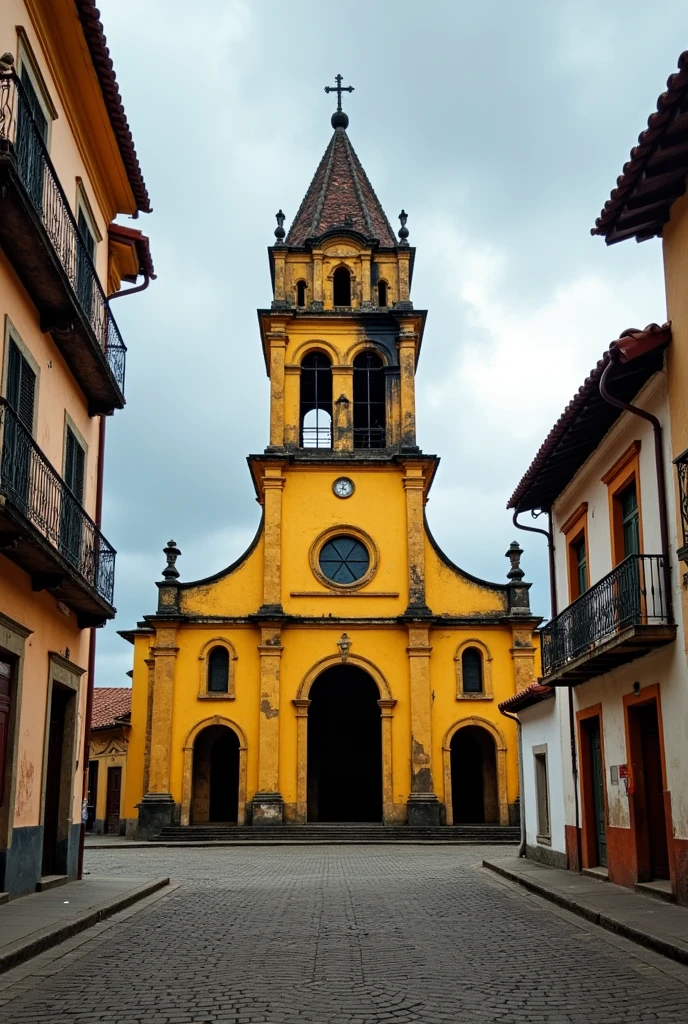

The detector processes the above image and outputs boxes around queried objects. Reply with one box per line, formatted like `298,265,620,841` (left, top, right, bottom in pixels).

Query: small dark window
333,266,351,306
353,351,386,448
462,648,483,693
208,647,229,693
377,280,388,307
319,536,370,584
7,339,36,431
296,280,307,307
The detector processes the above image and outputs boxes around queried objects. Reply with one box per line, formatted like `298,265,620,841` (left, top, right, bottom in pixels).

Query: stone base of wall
0,825,43,898
526,842,567,870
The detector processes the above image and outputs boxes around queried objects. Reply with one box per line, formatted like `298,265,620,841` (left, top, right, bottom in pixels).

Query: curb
86,839,519,849
0,876,170,975
483,860,688,967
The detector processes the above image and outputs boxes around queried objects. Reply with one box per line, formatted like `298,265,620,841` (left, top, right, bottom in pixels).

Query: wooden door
638,704,669,879
42,689,67,875
87,760,98,831
588,719,607,868
105,767,122,835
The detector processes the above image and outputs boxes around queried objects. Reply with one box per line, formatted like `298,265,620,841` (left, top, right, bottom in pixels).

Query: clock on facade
332,477,354,498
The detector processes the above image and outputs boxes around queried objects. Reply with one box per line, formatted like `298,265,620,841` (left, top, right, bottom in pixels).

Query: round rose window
318,536,370,584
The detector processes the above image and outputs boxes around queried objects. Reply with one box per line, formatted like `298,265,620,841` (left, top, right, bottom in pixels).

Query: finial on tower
274,209,286,244
398,210,409,245
325,73,354,129
161,539,181,581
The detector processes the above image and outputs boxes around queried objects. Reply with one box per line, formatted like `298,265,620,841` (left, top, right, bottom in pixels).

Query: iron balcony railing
674,448,688,557
0,72,126,394
540,554,670,678
0,400,116,605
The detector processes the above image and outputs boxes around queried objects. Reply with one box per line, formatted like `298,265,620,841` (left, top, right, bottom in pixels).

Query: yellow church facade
122,86,540,835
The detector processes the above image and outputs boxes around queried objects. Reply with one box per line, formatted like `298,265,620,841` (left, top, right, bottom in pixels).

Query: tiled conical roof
286,128,396,247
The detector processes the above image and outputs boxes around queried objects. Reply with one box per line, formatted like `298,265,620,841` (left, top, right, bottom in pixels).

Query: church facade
121,86,540,835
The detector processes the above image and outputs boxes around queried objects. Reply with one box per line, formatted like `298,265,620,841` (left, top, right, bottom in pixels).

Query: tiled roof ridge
342,130,375,236
592,50,688,238
507,322,670,511
73,0,151,214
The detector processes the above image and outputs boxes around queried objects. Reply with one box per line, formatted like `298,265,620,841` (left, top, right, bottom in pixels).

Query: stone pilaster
378,699,397,822
403,465,431,615
332,365,353,450
311,249,324,310
259,467,286,614
293,698,311,822
268,330,288,448
398,329,418,449
283,365,300,447
137,623,179,838
406,625,440,825
254,624,284,825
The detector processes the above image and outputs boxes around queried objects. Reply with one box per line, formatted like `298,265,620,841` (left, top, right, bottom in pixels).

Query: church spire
285,78,396,248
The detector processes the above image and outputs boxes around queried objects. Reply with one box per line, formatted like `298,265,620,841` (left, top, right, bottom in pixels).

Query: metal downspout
599,344,673,622
512,509,583,872
501,708,526,857
107,270,151,302
77,414,107,879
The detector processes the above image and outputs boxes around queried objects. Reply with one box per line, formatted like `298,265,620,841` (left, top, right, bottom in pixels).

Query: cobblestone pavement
1,844,688,1023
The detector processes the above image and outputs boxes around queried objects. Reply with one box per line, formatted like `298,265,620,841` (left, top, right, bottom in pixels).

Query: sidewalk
484,855,688,965
0,874,169,973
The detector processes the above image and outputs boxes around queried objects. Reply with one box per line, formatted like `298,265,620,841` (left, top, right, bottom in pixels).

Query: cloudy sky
95,0,686,686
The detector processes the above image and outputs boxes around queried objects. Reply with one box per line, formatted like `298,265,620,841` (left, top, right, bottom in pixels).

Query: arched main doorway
450,725,499,824
307,665,382,822
191,725,240,824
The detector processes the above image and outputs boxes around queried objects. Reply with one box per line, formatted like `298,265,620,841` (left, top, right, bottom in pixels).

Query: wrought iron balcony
0,400,116,626
540,554,675,685
0,73,126,415
674,448,688,565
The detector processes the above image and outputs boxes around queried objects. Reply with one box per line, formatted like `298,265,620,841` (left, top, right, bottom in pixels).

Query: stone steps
152,824,520,845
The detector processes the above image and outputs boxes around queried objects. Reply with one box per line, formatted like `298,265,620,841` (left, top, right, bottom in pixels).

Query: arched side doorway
442,718,509,826
294,655,395,823
181,717,247,826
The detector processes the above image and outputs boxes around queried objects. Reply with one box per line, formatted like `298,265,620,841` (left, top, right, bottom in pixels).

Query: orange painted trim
622,684,675,887
602,441,644,566
561,503,589,603
576,703,608,870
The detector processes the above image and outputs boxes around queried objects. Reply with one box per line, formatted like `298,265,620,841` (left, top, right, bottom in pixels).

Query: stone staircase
152,823,520,845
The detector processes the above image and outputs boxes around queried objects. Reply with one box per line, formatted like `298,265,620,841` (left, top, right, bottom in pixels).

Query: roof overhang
499,683,554,714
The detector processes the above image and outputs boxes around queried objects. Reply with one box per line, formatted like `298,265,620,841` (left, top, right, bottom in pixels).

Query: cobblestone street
1,844,687,1023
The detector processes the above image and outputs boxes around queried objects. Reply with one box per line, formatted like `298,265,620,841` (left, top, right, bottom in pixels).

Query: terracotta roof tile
91,686,131,730
108,223,156,280
499,683,554,714
507,323,671,512
286,128,396,247
592,50,688,244
74,0,151,214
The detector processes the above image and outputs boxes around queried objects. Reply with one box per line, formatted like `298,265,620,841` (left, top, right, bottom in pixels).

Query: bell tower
260,76,426,457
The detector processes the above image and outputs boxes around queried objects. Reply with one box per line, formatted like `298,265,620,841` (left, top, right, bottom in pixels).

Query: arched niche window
455,640,492,699
377,280,388,307
296,280,307,307
300,351,333,448
208,647,229,692
333,266,351,306
353,351,386,448
198,639,236,699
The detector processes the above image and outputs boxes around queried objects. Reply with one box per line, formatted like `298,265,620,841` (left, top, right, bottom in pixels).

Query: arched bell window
300,351,333,448
296,280,307,307
208,646,230,693
461,648,483,694
377,280,388,307
353,351,386,448
333,266,351,306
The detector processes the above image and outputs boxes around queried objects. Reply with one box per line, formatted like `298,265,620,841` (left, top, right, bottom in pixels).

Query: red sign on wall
618,764,629,778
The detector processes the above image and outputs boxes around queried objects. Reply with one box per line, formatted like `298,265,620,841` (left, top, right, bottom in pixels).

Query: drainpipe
513,509,582,872
107,270,150,302
599,342,673,623
501,707,526,857
77,414,106,880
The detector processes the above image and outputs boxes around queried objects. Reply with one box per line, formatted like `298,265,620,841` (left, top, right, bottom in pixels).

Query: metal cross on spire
325,74,354,128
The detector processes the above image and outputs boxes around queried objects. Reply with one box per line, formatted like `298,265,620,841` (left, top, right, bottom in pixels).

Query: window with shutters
76,207,96,317
455,639,493,699
60,425,86,565
6,337,37,433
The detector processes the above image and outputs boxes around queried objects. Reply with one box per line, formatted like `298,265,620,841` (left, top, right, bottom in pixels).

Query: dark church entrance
450,725,499,824
307,666,382,822
191,725,239,824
